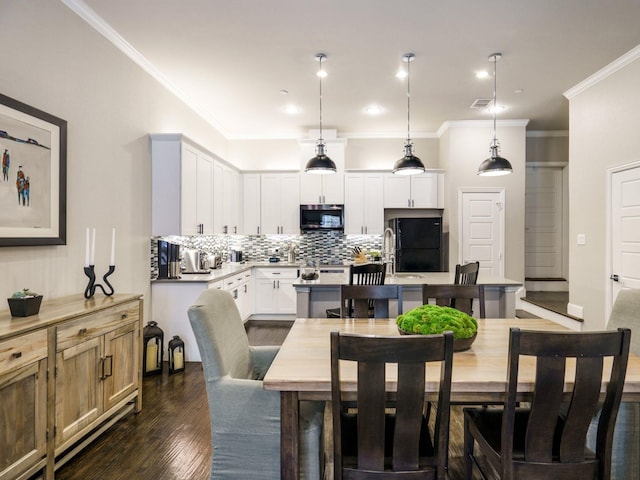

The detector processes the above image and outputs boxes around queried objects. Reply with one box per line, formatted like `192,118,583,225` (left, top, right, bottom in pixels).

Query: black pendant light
305,53,336,174
478,53,513,176
393,53,425,176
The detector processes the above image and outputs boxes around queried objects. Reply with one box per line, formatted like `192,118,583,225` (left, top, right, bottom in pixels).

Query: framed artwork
0,93,67,246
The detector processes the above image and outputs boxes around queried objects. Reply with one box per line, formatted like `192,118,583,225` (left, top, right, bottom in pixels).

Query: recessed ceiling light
514,88,525,94
364,105,383,115
284,104,301,114
487,104,506,114
476,70,490,79
396,69,408,79
280,89,289,95
316,69,327,78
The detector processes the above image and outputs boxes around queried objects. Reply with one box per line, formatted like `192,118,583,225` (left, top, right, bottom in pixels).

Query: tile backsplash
150,232,384,279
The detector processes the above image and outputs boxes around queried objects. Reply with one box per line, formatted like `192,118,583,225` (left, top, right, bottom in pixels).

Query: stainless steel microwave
300,204,344,232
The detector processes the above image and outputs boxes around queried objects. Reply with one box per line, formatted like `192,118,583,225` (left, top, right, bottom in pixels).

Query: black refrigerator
389,217,443,272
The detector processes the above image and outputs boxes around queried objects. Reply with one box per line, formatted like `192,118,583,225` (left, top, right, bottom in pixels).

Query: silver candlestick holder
84,265,115,299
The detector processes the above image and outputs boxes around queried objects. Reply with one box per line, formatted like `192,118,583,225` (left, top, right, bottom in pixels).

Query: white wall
567,51,640,329
439,121,528,281
0,1,228,311
228,136,439,171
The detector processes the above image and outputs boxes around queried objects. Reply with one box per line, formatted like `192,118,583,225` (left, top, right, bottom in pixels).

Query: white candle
84,228,90,268
90,228,96,266
146,343,158,371
174,350,184,370
110,228,116,266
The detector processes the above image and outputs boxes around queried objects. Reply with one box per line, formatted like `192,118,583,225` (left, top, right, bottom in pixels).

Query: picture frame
0,93,67,246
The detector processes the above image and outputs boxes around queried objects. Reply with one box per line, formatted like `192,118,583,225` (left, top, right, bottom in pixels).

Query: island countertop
293,271,522,287
294,271,522,319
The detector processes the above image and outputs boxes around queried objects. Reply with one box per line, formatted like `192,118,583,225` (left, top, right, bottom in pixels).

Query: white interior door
609,163,640,307
525,166,564,278
459,189,505,277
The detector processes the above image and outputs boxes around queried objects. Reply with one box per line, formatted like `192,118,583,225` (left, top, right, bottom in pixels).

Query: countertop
152,263,522,288
152,262,304,284
294,271,523,287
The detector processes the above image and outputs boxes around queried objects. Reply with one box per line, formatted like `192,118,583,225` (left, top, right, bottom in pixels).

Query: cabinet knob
12,351,22,359
121,313,128,319
78,328,87,336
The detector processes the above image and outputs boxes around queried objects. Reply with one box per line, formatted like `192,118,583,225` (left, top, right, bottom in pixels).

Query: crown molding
437,119,530,137
61,0,230,137
564,44,640,99
526,130,569,138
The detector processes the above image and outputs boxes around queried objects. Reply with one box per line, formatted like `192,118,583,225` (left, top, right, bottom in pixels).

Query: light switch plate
577,233,586,245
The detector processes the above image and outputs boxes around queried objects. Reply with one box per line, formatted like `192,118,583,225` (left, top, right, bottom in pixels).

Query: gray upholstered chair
188,288,324,480
607,288,640,354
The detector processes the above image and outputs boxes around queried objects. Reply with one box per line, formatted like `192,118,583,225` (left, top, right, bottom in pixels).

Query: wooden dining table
262,317,640,480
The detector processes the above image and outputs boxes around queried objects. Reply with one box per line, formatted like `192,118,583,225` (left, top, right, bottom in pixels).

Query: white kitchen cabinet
254,267,298,315
213,160,241,234
151,134,214,235
383,171,444,209
242,173,262,235
299,140,346,204
261,173,300,234
223,270,252,320
344,173,385,235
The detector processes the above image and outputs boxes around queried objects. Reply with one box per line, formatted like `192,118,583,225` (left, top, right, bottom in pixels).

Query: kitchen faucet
382,227,396,277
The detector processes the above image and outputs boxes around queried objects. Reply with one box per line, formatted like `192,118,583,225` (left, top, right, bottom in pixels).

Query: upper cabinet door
299,140,345,204
242,174,261,235
411,172,439,208
383,174,411,208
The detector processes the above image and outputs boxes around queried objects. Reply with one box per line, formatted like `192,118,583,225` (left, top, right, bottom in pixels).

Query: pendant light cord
406,54,412,144
318,54,324,144
492,54,497,145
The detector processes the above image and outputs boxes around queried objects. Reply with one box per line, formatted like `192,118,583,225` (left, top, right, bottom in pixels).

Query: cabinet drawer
0,329,48,372
57,301,140,351
254,268,299,280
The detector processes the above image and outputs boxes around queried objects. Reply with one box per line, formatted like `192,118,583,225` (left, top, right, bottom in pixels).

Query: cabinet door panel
384,175,411,208
277,279,297,314
180,144,199,235
411,173,438,208
55,337,102,449
104,322,138,411
280,174,300,234
260,175,281,234
344,174,365,234
196,153,214,234
0,359,46,480
363,174,385,234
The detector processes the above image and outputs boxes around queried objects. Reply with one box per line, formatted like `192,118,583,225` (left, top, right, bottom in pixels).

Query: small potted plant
396,304,478,351
7,288,43,317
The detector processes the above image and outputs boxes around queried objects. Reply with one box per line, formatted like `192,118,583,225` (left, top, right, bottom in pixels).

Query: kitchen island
294,271,523,318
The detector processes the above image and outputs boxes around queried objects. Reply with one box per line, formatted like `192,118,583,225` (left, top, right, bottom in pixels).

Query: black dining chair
464,327,631,480
340,284,403,318
327,263,386,318
454,261,480,285
422,284,486,318
331,331,454,480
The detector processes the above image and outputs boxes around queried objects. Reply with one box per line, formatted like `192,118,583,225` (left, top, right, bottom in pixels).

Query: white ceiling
69,0,640,139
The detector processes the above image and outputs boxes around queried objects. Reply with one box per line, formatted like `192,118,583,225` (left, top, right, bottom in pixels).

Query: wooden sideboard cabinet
0,293,143,480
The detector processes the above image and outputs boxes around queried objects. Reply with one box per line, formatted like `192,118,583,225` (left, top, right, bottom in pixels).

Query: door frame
606,159,640,315
457,187,506,277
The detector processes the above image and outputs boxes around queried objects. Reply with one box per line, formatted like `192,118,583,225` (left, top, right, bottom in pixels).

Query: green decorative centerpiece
7,288,43,317
396,304,478,351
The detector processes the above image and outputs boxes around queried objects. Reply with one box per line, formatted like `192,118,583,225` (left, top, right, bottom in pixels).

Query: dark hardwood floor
52,319,637,480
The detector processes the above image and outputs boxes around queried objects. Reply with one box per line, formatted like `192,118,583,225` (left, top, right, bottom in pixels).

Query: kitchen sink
394,273,424,279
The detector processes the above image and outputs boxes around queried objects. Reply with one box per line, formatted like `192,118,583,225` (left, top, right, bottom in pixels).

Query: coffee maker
158,240,181,279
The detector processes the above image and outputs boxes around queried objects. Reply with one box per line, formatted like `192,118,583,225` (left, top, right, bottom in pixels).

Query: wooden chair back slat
341,285,403,318
454,262,480,285
422,284,486,318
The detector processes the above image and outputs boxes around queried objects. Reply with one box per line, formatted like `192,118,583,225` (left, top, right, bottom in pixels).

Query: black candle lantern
168,335,185,374
143,321,164,376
